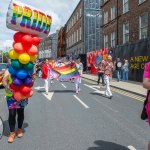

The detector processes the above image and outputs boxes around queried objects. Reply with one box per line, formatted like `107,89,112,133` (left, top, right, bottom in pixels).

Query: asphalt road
0,78,149,150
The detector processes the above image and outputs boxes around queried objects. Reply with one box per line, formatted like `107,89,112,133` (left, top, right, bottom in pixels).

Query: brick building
101,0,150,48
57,26,67,58
66,0,102,56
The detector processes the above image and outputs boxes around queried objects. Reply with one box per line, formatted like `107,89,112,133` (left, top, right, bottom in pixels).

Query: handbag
141,91,150,120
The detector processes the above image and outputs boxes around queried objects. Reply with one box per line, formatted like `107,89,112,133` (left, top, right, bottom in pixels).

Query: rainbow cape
50,63,80,79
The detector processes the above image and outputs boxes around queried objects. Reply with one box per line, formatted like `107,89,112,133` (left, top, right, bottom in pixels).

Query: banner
6,0,52,38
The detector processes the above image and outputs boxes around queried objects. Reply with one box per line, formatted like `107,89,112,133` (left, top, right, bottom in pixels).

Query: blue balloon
24,77,33,86
16,69,28,80
28,69,34,75
8,66,16,75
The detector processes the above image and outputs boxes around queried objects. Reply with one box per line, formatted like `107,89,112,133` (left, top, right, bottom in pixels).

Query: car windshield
0,64,8,71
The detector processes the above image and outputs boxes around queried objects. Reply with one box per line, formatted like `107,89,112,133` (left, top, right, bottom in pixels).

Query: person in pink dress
143,62,150,150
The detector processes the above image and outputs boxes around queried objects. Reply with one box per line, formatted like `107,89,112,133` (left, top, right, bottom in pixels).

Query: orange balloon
14,92,23,102
21,86,31,96
26,90,34,98
26,45,38,56
14,43,25,54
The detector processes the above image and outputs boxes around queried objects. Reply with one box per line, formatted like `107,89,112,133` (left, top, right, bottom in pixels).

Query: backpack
117,62,122,68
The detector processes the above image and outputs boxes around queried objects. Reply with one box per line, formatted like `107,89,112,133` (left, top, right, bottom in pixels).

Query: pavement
0,78,149,150
82,74,147,97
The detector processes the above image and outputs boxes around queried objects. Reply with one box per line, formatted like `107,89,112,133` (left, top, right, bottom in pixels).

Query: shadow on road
90,92,111,99
3,120,29,137
87,140,128,150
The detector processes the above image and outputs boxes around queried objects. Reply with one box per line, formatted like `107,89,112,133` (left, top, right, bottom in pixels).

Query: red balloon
32,36,40,46
14,43,25,54
9,83,20,92
26,90,34,98
14,92,23,102
14,32,25,43
21,35,34,47
21,86,31,96
26,45,38,56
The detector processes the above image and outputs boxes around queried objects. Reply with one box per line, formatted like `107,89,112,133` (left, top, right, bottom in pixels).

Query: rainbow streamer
50,64,80,80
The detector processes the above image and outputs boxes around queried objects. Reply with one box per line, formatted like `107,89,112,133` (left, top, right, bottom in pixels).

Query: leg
48,78,51,92
75,78,79,93
8,109,17,143
44,79,48,94
97,73,100,84
9,109,17,132
116,71,119,81
17,108,24,138
17,108,24,129
105,76,112,97
126,72,128,81
101,73,105,85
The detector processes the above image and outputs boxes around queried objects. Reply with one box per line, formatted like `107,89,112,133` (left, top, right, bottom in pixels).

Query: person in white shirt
75,57,83,94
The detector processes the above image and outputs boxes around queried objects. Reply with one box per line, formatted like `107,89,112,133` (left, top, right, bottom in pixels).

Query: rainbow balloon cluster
8,32,40,101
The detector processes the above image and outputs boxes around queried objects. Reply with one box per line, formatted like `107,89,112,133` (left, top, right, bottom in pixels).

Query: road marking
128,145,136,150
34,86,45,90
43,92,54,101
61,83,66,88
84,84,99,91
73,95,89,109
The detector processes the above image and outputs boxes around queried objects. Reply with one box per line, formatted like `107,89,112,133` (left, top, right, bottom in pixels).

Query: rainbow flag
50,64,80,80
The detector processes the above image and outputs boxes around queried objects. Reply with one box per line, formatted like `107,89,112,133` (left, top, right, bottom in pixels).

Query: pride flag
50,63,80,80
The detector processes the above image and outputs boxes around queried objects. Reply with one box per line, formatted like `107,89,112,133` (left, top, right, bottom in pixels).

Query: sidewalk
82,74,147,97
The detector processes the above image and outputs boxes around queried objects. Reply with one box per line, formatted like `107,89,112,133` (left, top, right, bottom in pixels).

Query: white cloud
0,0,80,48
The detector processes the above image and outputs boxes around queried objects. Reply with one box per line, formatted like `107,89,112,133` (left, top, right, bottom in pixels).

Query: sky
0,0,79,50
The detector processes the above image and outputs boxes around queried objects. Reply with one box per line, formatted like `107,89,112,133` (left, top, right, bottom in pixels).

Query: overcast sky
0,0,79,50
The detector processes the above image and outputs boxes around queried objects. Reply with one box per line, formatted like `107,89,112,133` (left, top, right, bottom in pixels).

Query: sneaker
8,132,16,143
76,91,78,94
17,129,23,138
109,96,113,99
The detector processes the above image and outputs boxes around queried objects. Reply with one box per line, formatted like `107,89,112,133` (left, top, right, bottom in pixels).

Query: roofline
66,0,83,25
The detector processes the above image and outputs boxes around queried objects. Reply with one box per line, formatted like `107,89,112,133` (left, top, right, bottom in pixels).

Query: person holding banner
103,55,114,99
75,57,83,94
42,59,51,95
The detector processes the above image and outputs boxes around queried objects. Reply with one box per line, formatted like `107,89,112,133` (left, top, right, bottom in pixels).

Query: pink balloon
14,43,25,54
26,45,38,56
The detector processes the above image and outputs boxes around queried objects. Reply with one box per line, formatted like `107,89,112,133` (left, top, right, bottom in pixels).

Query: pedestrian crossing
82,78,145,102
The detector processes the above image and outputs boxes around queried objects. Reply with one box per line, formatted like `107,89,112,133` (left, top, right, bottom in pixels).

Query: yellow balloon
30,55,37,62
19,53,30,64
9,49,19,59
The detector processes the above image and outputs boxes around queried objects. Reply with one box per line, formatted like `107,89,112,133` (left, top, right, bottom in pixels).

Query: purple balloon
24,77,33,86
13,78,23,86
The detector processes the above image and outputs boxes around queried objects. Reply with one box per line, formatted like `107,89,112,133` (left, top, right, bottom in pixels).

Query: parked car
0,63,9,87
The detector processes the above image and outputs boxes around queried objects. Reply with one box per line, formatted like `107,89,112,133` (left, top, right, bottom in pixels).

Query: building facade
57,26,67,58
38,31,58,60
66,0,102,56
102,0,150,48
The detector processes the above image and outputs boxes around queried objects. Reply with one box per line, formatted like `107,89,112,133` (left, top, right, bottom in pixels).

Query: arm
2,70,9,87
143,63,150,90
143,78,150,90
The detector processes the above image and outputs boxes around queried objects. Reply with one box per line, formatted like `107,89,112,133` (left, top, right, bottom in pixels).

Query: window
79,27,82,40
111,6,116,20
123,0,129,14
123,22,129,43
77,12,79,21
111,32,115,47
139,13,148,39
104,34,108,48
139,0,146,4
77,29,78,42
104,11,108,24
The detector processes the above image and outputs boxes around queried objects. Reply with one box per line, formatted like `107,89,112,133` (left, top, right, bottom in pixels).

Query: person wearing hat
103,55,114,99
75,57,83,94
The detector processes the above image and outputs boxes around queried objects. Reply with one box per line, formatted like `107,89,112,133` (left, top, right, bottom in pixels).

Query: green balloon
24,62,34,71
11,59,23,70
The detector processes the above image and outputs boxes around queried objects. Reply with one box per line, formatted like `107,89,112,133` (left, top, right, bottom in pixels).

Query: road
0,78,149,150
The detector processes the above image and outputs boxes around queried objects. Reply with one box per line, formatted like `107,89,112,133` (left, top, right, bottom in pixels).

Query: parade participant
103,55,114,99
143,62,150,150
95,61,105,86
75,57,83,94
2,70,29,143
42,59,50,95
